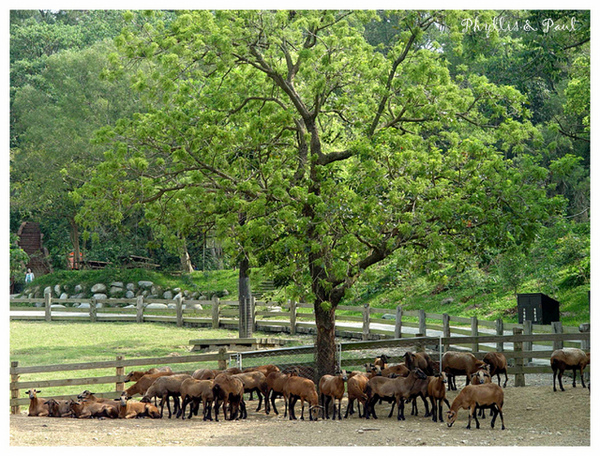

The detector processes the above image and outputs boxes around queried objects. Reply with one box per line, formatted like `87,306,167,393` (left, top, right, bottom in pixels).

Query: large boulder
138,280,153,289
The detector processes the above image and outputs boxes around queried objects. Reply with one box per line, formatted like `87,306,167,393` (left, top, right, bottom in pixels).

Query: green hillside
20,261,589,327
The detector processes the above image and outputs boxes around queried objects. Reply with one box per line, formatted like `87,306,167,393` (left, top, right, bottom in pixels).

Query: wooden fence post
136,296,144,323
471,316,479,353
552,321,563,351
362,303,370,341
217,347,228,370
495,318,504,352
394,305,403,339
418,309,426,336
212,296,220,329
513,327,525,387
10,361,20,415
523,320,533,365
251,296,257,332
580,323,590,351
442,314,450,352
175,295,183,327
115,355,125,393
44,290,52,322
289,300,297,336
90,297,97,323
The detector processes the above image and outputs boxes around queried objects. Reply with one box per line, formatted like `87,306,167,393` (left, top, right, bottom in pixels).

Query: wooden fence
9,295,589,348
10,331,590,414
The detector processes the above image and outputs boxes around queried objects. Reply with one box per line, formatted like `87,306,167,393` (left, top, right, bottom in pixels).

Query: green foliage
10,233,29,283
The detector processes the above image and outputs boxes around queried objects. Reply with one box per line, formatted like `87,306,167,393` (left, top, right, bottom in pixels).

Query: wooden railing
10,295,589,349
10,331,590,414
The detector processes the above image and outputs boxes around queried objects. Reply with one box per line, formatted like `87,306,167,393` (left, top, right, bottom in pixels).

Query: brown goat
123,371,175,397
483,352,509,388
77,390,120,409
446,383,505,430
212,373,246,421
26,389,49,417
427,373,451,423
243,364,280,376
404,351,435,375
469,367,492,418
44,398,72,418
192,368,220,380
142,373,191,418
344,372,369,418
118,393,160,419
233,371,269,413
381,363,410,378
442,351,487,390
551,348,590,392
364,368,428,420
69,399,118,419
285,375,320,421
178,377,214,420
374,354,389,369
318,370,348,420
124,366,173,382
266,371,295,416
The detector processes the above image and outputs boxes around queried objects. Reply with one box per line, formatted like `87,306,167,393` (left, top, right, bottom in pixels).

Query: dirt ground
10,377,591,448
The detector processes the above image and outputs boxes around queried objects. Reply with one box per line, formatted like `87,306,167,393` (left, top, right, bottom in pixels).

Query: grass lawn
9,320,301,399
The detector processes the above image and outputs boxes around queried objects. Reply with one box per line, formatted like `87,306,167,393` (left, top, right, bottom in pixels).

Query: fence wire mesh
229,335,445,386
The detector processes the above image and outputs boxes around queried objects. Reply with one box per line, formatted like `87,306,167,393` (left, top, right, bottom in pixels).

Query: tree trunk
180,241,194,273
237,211,253,338
238,255,253,338
69,217,81,269
314,298,337,379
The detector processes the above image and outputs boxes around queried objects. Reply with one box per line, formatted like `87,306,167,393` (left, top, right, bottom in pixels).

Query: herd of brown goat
25,347,589,430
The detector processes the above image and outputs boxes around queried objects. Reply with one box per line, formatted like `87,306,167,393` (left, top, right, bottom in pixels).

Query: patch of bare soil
9,381,590,447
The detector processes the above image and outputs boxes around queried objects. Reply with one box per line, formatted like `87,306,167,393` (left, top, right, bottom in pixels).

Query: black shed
517,293,560,324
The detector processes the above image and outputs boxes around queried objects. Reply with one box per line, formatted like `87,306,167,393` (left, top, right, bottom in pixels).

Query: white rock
163,291,173,300
109,286,123,295
78,303,91,309
185,303,203,310
91,283,107,293
125,291,135,299
126,283,135,291
59,293,69,300
54,285,61,295
74,284,83,293
138,281,153,288
145,303,168,310
93,293,108,301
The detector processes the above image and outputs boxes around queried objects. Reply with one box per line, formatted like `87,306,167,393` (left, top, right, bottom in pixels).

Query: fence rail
10,330,590,414
9,295,589,350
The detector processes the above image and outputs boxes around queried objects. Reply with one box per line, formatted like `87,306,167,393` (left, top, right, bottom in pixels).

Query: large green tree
78,10,562,375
